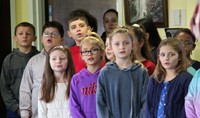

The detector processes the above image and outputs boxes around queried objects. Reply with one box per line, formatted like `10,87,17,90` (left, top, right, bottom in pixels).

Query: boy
0,22,40,118
19,21,64,118
67,10,91,73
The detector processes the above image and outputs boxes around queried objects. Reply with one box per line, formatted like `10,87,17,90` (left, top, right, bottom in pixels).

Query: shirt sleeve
69,76,85,118
96,71,112,118
0,57,18,112
139,69,149,118
185,70,200,118
19,61,33,117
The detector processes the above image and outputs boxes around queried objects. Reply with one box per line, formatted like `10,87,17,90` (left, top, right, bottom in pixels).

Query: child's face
159,45,179,71
175,32,194,57
67,19,89,45
14,26,36,47
80,42,102,66
105,37,114,61
49,50,68,72
111,33,133,60
41,27,63,51
103,12,118,34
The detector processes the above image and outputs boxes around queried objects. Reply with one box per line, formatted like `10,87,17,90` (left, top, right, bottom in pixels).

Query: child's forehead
17,26,33,31
69,18,88,25
44,27,59,32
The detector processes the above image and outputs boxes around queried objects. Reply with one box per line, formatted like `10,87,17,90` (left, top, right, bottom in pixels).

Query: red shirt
70,45,86,73
142,59,156,76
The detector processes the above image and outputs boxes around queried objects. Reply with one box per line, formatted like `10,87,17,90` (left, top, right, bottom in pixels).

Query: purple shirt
70,67,100,118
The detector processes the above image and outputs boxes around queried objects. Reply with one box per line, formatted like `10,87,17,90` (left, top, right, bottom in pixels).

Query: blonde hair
153,38,189,82
109,26,138,62
80,32,105,63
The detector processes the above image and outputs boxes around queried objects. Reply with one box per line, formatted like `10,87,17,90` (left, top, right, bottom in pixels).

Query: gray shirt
19,49,46,118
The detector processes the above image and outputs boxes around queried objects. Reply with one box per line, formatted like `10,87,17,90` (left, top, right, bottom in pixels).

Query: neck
115,58,132,69
54,71,67,83
19,46,32,54
87,64,101,74
165,69,177,82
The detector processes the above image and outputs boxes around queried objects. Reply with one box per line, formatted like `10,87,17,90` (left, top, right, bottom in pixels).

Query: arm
69,77,85,118
38,91,47,118
0,58,19,113
185,71,200,118
96,72,112,118
19,61,33,118
139,70,149,118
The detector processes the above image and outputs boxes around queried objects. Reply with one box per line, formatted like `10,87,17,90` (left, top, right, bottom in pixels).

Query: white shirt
38,83,71,118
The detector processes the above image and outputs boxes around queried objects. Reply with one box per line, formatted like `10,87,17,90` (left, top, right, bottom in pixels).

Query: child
146,38,193,118
174,28,200,71
101,9,118,43
38,45,75,118
105,36,115,62
185,69,200,117
0,22,39,118
70,32,105,118
67,10,91,73
131,24,155,75
96,26,149,118
19,21,64,118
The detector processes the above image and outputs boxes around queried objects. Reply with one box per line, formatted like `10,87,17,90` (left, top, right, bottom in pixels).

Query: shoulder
71,68,87,82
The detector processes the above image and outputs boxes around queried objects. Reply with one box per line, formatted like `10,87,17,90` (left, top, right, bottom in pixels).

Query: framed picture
124,0,168,28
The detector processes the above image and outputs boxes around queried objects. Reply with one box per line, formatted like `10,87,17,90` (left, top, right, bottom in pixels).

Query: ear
87,26,91,31
13,35,17,42
67,31,72,37
145,33,149,40
33,36,37,42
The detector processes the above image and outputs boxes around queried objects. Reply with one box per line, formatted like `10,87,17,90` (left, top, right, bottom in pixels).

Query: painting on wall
124,0,168,28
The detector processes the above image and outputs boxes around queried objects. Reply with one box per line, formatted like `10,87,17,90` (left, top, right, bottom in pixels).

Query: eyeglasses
80,48,100,56
181,40,194,46
43,32,60,38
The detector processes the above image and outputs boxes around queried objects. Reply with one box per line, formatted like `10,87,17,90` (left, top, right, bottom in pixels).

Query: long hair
131,24,153,62
153,38,189,82
109,26,138,63
40,45,75,103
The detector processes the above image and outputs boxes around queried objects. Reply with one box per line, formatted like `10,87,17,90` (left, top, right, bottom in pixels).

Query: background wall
12,0,200,60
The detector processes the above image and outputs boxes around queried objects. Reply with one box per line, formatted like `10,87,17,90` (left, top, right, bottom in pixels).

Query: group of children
0,8,200,118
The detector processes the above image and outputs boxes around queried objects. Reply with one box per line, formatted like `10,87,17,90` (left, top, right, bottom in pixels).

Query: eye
159,53,165,57
123,41,130,45
51,57,56,61
80,23,85,28
70,25,76,30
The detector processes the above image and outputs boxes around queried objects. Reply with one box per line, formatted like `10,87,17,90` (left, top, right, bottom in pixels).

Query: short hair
14,22,35,35
103,9,118,20
73,9,98,32
67,10,89,30
173,28,196,42
42,21,64,38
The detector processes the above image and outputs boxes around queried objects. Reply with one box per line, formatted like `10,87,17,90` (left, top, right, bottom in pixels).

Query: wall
12,0,200,60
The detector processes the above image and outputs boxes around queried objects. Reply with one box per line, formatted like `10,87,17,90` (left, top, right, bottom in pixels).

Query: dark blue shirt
146,71,192,118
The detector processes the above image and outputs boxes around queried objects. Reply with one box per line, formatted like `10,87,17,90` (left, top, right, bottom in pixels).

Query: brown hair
40,45,75,103
153,38,189,82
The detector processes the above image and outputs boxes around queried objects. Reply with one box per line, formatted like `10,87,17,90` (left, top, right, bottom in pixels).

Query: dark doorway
0,0,11,117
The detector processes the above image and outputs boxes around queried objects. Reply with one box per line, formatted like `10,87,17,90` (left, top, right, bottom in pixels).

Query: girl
146,38,193,118
38,45,75,118
105,36,115,62
96,26,149,118
131,24,155,75
70,32,105,118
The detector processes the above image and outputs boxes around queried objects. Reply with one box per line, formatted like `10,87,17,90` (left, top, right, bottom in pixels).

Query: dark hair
173,28,196,42
42,21,64,38
14,22,35,35
131,24,153,62
40,45,75,102
74,9,98,32
134,18,161,47
67,10,89,30
103,9,118,20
